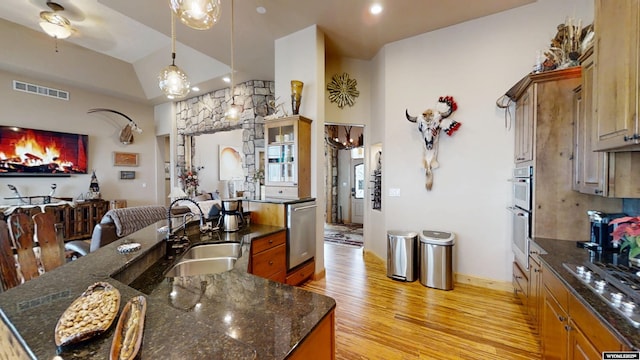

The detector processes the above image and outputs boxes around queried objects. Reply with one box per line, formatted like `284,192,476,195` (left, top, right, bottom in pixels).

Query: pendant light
158,12,191,100
170,0,221,30
224,0,240,122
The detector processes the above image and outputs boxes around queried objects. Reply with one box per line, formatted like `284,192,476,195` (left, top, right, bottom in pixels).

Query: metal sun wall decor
406,96,461,191
327,72,360,108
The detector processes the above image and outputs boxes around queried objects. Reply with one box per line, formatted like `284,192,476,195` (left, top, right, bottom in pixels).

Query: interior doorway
324,124,365,247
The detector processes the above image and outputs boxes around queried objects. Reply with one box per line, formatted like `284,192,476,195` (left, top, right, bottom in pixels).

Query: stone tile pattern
175,80,275,198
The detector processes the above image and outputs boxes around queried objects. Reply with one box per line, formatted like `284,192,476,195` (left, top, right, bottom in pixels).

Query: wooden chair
0,220,20,291
33,213,65,272
7,213,39,282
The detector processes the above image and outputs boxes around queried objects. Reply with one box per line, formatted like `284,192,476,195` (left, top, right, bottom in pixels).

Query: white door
351,160,364,224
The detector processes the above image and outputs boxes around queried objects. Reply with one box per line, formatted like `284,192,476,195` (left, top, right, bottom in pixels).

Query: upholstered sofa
65,205,167,257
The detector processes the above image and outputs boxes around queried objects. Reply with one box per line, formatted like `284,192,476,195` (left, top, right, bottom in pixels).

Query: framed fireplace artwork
0,126,88,176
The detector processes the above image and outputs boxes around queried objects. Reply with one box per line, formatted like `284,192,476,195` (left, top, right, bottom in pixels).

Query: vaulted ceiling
0,0,534,104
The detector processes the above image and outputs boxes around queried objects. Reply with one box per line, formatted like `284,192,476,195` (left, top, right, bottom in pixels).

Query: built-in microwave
511,166,532,212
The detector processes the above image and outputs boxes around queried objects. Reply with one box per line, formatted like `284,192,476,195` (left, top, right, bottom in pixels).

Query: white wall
191,129,243,196
275,25,326,274
0,69,158,207
368,0,593,282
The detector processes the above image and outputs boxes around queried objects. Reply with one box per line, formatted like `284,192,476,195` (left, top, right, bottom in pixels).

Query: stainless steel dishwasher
286,200,317,270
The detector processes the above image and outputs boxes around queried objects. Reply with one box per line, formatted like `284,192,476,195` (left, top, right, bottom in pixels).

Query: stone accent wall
175,80,274,198
325,139,339,224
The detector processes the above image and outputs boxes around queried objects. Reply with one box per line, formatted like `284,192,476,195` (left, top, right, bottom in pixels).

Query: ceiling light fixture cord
171,12,177,65
230,0,235,101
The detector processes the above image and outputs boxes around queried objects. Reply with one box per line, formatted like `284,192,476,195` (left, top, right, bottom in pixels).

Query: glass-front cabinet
264,115,312,199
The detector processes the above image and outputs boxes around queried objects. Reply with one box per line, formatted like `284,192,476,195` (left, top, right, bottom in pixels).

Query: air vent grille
13,80,69,101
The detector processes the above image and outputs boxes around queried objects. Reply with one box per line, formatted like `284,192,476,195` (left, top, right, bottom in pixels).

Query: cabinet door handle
558,315,565,322
564,324,571,331
268,239,273,244
515,275,523,280
533,268,540,273
269,260,274,265
594,189,603,194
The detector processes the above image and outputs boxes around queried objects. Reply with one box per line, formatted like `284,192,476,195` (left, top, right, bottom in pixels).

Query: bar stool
0,220,20,291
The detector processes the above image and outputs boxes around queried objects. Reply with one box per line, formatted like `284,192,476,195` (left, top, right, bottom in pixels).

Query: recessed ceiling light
191,86,200,92
370,4,383,15
223,76,231,83
256,6,266,14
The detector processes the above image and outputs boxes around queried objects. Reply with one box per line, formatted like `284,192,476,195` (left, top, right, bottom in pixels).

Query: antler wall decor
87,108,142,145
406,96,461,190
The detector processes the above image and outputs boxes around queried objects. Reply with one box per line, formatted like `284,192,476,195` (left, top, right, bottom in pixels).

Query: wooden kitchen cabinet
593,0,640,150
528,243,543,330
288,309,335,360
514,85,534,163
286,258,315,286
264,115,312,199
573,46,640,198
508,68,620,241
573,48,609,196
512,261,528,308
541,263,627,359
248,230,287,283
543,287,569,360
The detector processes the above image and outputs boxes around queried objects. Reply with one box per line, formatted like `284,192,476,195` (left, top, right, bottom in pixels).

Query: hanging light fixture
39,2,72,39
224,0,240,122
170,0,221,30
158,12,191,100
325,125,363,150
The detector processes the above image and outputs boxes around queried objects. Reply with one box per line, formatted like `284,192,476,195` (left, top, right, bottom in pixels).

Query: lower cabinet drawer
265,186,299,199
266,271,286,283
286,259,315,286
252,243,286,279
252,231,286,254
513,261,528,304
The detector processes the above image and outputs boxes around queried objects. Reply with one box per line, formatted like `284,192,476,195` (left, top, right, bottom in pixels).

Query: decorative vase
291,80,303,115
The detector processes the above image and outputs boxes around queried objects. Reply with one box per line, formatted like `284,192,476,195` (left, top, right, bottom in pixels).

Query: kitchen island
533,238,640,351
0,221,336,359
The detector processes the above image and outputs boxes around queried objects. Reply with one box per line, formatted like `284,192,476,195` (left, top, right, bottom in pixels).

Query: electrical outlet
389,188,400,197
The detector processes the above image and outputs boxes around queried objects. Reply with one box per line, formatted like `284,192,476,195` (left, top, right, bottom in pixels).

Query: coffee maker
587,210,627,251
218,199,244,232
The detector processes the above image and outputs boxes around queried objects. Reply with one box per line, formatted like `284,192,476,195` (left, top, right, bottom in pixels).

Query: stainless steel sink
165,257,237,277
180,242,242,260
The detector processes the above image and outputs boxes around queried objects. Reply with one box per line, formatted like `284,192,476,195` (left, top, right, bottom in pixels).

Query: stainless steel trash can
419,230,455,290
387,231,418,282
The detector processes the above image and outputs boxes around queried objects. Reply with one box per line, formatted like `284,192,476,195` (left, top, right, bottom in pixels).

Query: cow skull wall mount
406,96,461,190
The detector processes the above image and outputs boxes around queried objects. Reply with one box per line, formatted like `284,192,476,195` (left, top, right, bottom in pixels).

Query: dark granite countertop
533,237,640,350
0,222,335,359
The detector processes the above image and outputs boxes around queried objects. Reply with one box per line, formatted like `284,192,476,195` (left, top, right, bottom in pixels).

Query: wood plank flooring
301,244,542,359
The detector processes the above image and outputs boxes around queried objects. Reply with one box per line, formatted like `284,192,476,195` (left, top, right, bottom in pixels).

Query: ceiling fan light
158,64,191,99
39,12,72,39
170,0,221,30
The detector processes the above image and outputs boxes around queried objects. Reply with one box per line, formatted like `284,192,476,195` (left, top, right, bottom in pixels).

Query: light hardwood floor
301,244,541,359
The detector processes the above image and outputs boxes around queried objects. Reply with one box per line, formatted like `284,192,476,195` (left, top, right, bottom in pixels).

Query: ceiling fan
39,1,74,39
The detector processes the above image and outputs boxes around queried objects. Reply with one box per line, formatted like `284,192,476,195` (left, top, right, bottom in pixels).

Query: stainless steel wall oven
508,166,532,269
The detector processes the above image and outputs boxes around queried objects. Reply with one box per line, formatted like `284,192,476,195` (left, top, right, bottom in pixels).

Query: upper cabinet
514,86,535,163
264,115,312,199
594,0,640,151
573,48,609,195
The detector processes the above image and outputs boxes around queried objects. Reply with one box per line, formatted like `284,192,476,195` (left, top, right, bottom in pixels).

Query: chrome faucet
166,197,205,259
167,197,205,236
